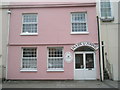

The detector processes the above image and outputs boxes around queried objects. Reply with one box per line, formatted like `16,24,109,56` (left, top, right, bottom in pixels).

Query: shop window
47,47,64,71
71,12,88,34
21,48,37,71
21,14,38,35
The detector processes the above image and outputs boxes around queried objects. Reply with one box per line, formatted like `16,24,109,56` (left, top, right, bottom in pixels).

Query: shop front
71,42,99,80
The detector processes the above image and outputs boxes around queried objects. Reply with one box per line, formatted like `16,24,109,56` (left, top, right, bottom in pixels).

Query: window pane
86,54,94,69
72,13,85,22
72,23,86,32
106,2,110,7
48,58,63,68
22,58,37,69
49,48,63,57
75,54,84,69
101,8,106,17
105,8,111,17
23,48,37,57
23,24,37,33
23,14,37,23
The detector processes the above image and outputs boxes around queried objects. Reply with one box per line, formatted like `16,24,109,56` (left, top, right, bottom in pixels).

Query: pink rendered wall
8,45,100,80
9,7,98,44
7,6,99,80
8,45,74,80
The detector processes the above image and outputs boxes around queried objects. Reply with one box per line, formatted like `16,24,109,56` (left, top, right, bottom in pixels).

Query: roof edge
2,3,96,9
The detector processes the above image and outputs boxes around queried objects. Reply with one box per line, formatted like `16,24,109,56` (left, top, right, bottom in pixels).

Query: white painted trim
70,12,88,34
110,1,114,19
85,12,89,33
21,13,38,34
20,33,38,36
20,47,23,72
47,47,48,71
48,57,63,59
70,32,89,35
20,69,37,72
83,52,86,69
47,69,64,72
74,78,97,80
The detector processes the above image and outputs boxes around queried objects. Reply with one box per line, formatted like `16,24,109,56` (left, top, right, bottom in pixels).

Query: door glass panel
86,53,94,69
75,54,84,69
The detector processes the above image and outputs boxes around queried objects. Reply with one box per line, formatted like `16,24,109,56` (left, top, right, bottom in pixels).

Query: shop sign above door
71,42,98,51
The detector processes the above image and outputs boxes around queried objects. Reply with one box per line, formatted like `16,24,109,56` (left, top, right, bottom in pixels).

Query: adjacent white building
0,4,2,81
97,0,119,81
0,2,9,80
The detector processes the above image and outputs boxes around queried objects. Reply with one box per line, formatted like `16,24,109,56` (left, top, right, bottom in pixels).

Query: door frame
74,51,96,80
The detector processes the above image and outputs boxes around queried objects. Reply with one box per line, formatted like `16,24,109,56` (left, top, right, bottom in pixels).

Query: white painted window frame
20,47,37,72
100,0,114,21
21,13,38,36
47,47,64,72
71,12,89,34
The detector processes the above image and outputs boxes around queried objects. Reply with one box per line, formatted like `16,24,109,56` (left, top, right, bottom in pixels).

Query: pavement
1,80,119,88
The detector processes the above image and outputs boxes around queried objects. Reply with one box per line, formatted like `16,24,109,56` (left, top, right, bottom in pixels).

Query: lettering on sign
71,42,98,51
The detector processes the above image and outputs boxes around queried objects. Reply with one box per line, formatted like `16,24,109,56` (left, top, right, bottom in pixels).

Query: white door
74,52,96,80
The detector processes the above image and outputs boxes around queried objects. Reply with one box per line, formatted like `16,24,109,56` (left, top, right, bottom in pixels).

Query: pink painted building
7,2,100,80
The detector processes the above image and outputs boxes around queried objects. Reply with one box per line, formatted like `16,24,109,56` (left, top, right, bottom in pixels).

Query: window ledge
71,32,89,35
100,17,114,22
20,33,38,36
47,69,64,72
20,69,37,72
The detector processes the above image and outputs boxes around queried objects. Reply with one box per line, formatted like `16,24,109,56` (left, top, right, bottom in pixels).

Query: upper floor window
71,12,88,34
21,48,37,71
100,0,114,21
47,47,64,71
100,0,111,17
22,14,38,35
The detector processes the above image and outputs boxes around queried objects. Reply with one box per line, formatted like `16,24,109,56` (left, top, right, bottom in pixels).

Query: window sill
71,32,89,35
20,69,37,72
47,69,64,72
20,33,38,36
100,17,114,22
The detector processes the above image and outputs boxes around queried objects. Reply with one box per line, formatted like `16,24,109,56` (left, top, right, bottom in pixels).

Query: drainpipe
6,9,11,80
97,16,104,81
